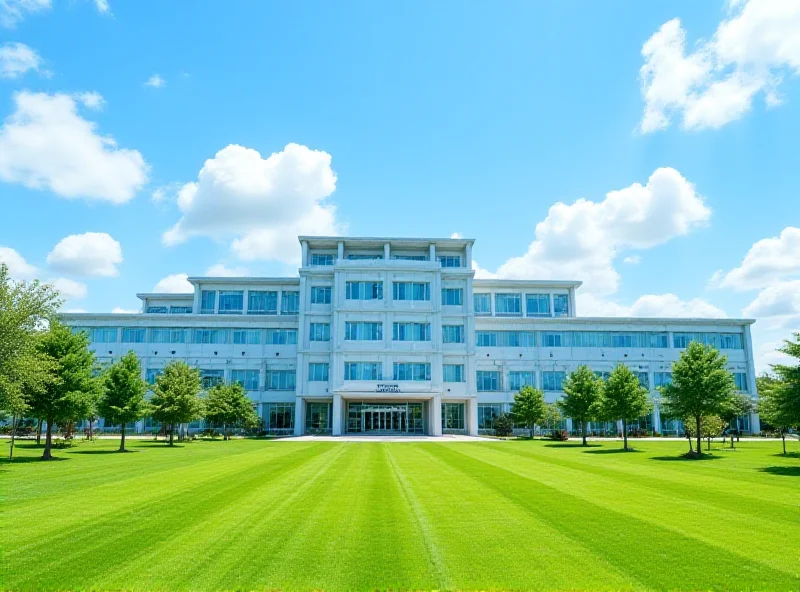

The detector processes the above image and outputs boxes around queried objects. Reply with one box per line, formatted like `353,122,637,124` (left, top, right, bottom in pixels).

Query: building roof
299,236,475,249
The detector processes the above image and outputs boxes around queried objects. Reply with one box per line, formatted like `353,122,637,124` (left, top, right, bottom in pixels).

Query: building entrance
346,401,425,435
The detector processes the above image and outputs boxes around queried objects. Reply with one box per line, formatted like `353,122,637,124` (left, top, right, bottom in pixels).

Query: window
90,327,118,343
509,371,535,391
145,368,162,384
306,402,331,431
637,372,650,389
346,281,383,300
149,328,186,343
309,323,331,342
121,328,146,343
311,286,332,304
344,362,382,381
442,325,464,344
393,362,431,381
309,253,336,266
476,331,536,347
526,294,551,317
347,253,383,260
147,306,167,314
392,254,428,261
281,291,300,314
200,290,216,314
265,329,297,345
170,305,192,314
495,293,522,316
230,369,259,390
438,255,461,268
734,372,748,392
192,329,228,344
345,322,383,341
218,291,244,314
541,332,570,347
200,369,225,389
392,282,430,301
654,372,672,388
441,288,463,306
650,333,669,348
248,291,277,314
477,370,500,391
553,294,570,317
673,332,720,348
572,332,612,348
474,293,491,315
720,333,744,349
308,362,329,382
443,364,464,382
393,322,431,342
478,403,503,430
442,403,465,432
265,370,296,391
594,371,611,381
264,403,294,431
232,329,261,345
542,371,567,391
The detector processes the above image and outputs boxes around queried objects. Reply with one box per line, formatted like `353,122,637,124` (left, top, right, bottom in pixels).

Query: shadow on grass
1,455,70,464
651,454,723,462
68,449,138,455
759,466,800,477
584,448,643,454
772,451,800,459
544,443,602,449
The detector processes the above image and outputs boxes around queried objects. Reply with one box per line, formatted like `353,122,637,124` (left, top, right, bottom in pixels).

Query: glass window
309,253,336,266
495,293,522,316
594,370,611,381
392,282,430,301
734,372,748,392
230,369,259,390
654,372,672,388
441,288,463,306
120,328,145,343
200,369,225,389
393,362,431,381
437,255,461,268
218,291,244,314
442,402,465,431
310,286,332,304
442,325,464,344
474,293,491,315
571,332,612,348
443,364,464,382
232,329,261,345
281,291,300,314
200,290,216,314
265,329,297,345
650,333,669,348
170,305,192,314
720,333,744,350
553,294,570,317
541,332,570,347
192,329,228,344
637,372,650,389
264,403,295,431
344,362,382,381
147,306,167,314
542,371,567,391
309,323,331,342
509,371,535,391
476,331,536,347
90,327,118,343
248,291,278,314
265,370,296,391
345,281,383,300
477,370,500,391
526,294,551,317
478,403,503,430
149,328,186,343
145,368,162,385
347,253,383,260
345,322,383,341
392,254,428,261
306,402,331,431
392,322,431,342
308,363,329,382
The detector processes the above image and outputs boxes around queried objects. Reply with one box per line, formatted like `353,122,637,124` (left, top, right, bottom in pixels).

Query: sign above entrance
375,383,400,393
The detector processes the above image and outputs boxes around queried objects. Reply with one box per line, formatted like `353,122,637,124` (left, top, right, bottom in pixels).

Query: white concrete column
465,242,472,270
749,412,761,434
744,325,758,398
301,240,308,267
429,242,436,262
568,288,577,317
293,398,304,436
467,398,478,436
432,395,442,436
653,404,662,434
332,393,343,435
384,242,390,260
337,241,344,261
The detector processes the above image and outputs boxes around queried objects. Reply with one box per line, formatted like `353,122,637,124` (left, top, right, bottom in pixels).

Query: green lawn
2,438,799,592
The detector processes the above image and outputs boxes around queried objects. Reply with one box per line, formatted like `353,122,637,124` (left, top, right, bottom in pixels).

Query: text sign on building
376,384,400,393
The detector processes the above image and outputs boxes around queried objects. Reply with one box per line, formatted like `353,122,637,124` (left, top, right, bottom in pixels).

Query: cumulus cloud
472,260,499,279
112,306,139,314
742,280,800,328
205,263,250,277
640,1,800,132
0,91,148,203
578,293,727,319
713,227,800,290
0,0,50,28
493,167,710,295
163,143,340,264
94,0,110,14
450,232,463,239
144,74,165,88
46,232,122,277
152,273,192,293
50,277,87,300
0,246,38,280
623,255,642,265
0,42,43,78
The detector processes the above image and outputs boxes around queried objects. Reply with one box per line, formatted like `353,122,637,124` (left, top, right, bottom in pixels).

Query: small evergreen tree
204,382,258,440
603,364,651,451
150,361,203,445
560,365,604,446
511,385,547,439
99,351,149,452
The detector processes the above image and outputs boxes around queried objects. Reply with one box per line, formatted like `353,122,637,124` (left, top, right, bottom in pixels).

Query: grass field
2,437,799,592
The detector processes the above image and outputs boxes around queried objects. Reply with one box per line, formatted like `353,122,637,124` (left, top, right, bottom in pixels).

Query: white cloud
0,0,50,28
144,74,165,88
472,260,499,279
450,232,463,239
578,293,727,319
93,0,110,14
492,167,710,295
623,255,641,265
754,337,794,373
64,307,87,313
152,273,192,293
151,182,181,203
640,1,800,132
75,91,104,110
742,280,800,328
46,232,122,277
204,263,250,277
112,306,138,314
50,277,87,300
163,143,340,264
0,42,43,78
0,91,148,203
0,246,38,280
713,227,800,290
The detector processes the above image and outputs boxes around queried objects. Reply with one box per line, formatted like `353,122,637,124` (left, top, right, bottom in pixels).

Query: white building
61,236,759,436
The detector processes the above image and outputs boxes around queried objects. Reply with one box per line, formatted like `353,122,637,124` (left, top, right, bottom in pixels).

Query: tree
99,351,149,452
204,382,259,440
150,361,203,445
603,364,651,451
759,335,800,454
511,385,547,439
685,415,726,451
661,341,736,457
26,321,100,460
493,413,514,437
560,365,604,446
720,392,754,448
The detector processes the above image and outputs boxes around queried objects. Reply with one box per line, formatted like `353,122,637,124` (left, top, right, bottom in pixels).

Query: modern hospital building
61,236,760,437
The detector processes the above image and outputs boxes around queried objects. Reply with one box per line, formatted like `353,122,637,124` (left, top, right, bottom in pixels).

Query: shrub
493,413,515,437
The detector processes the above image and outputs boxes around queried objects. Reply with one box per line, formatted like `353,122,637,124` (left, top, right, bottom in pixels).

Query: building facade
61,236,759,437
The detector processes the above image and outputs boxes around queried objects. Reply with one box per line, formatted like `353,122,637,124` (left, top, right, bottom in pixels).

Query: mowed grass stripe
388,444,637,591
428,444,800,591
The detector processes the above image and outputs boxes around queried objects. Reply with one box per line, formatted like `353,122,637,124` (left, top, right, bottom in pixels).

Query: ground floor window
346,402,424,434
629,413,654,434
478,403,503,431
264,403,295,432
730,414,751,433
306,402,331,433
442,403,465,433
661,417,684,435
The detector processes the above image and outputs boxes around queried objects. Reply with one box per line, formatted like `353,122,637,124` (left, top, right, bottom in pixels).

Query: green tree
26,321,100,460
603,364,651,451
511,385,547,439
151,361,203,445
760,335,800,454
661,341,736,456
493,413,514,437
720,392,754,448
560,365,604,446
99,351,149,452
204,382,259,440
686,414,726,451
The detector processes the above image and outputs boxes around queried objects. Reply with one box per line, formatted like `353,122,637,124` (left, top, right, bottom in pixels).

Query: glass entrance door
346,402,425,435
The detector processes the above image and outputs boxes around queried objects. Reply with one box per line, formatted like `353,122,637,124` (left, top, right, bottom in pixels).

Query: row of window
198,290,300,315
475,330,744,350
474,293,570,317
344,282,465,305
309,253,464,267
75,327,299,345
146,305,193,314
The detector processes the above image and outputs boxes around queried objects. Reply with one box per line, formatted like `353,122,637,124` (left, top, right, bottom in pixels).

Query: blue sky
0,0,798,370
